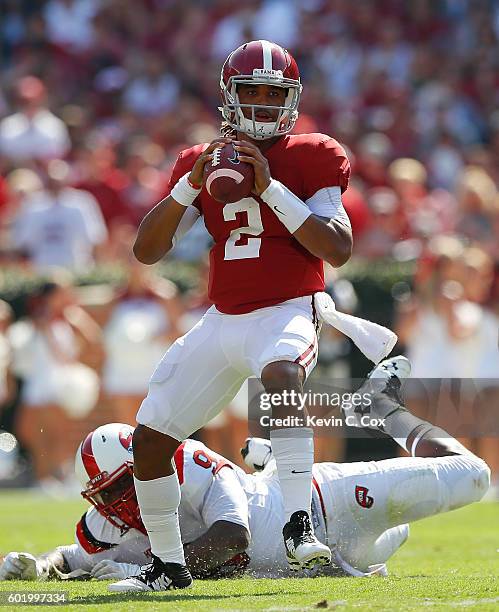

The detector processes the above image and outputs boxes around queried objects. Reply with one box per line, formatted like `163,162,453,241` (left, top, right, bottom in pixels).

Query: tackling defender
122,39,353,590
1,357,490,583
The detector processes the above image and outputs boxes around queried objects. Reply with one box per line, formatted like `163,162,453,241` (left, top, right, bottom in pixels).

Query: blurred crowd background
0,0,497,495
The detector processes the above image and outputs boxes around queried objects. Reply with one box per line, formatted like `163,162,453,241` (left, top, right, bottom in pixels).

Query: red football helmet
75,423,145,535
220,39,302,140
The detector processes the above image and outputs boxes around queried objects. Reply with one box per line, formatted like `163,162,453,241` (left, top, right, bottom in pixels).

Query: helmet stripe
81,431,100,479
261,40,273,70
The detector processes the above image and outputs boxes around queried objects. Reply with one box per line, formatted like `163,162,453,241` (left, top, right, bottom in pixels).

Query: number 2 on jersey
223,198,263,260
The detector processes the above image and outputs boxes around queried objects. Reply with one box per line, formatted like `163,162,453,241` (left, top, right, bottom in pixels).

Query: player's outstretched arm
184,520,250,578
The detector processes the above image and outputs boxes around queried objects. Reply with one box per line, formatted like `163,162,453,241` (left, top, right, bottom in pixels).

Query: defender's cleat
283,510,331,570
343,356,411,431
108,554,192,592
369,355,411,381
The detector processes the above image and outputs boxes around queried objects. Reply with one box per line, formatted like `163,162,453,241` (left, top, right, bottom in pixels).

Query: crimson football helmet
74,423,145,535
220,39,302,140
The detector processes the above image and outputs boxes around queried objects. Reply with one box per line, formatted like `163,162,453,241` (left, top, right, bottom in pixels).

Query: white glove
91,559,141,581
0,553,40,581
241,437,273,471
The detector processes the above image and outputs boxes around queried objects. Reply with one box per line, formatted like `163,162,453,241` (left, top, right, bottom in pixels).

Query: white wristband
260,179,312,233
170,173,201,208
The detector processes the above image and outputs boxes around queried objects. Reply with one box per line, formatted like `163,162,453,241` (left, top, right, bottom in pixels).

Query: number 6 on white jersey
223,198,264,260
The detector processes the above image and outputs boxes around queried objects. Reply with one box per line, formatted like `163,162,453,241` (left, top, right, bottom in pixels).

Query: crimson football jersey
165,133,350,314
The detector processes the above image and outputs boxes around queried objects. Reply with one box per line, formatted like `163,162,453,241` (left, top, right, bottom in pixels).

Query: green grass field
0,492,498,611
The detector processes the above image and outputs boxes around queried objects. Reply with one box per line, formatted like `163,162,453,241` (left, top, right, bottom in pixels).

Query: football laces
212,147,222,167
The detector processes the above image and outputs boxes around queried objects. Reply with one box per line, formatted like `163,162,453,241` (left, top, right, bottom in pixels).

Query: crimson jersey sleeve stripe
75,513,116,555
80,432,100,480
173,442,186,485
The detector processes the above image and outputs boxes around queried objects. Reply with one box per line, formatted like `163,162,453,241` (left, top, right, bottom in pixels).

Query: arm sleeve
171,205,201,246
305,186,351,228
303,138,351,200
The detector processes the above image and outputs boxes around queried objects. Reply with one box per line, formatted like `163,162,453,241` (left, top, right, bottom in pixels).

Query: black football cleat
342,355,411,431
108,554,192,592
283,510,331,570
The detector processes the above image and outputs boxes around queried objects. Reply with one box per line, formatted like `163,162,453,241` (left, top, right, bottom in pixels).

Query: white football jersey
62,439,323,576
174,439,250,544
61,440,487,577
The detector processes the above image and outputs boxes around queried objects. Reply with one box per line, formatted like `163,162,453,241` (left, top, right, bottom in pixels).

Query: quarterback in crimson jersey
112,40,354,592
165,133,350,314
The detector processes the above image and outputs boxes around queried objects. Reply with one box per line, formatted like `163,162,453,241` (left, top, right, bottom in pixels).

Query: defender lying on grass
0,357,489,584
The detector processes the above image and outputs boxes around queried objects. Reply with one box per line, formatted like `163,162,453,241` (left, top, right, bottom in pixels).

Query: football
204,142,254,203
